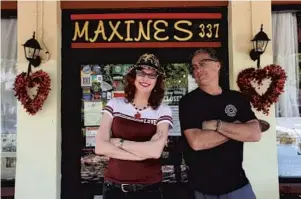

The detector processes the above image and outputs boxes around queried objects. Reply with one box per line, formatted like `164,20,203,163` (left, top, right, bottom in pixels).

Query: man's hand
216,119,261,142
202,120,241,131
202,120,217,131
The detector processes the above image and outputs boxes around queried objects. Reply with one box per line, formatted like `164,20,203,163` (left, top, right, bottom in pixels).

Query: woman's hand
151,131,168,146
151,131,163,141
95,113,146,161
110,138,121,147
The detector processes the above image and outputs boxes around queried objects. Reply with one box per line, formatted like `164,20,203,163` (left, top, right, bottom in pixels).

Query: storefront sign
164,87,187,136
164,88,186,105
70,13,225,48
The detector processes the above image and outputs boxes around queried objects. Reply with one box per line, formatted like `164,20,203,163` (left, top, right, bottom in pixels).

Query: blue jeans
103,181,163,199
194,184,256,199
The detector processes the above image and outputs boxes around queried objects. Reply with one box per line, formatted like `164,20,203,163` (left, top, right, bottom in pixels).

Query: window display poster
80,63,189,185
85,127,98,147
168,106,181,136
83,101,103,126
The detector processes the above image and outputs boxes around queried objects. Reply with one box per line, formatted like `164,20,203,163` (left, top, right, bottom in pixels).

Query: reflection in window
272,12,301,178
1,18,17,180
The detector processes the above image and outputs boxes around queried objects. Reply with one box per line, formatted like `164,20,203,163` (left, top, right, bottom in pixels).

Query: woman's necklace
132,101,148,119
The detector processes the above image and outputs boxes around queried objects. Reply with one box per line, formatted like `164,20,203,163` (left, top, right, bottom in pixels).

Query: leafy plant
163,63,189,89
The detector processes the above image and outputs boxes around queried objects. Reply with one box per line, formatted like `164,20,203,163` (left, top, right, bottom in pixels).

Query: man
179,48,261,199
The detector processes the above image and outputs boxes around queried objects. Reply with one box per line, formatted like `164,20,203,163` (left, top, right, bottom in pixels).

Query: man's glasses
136,69,159,79
193,59,218,70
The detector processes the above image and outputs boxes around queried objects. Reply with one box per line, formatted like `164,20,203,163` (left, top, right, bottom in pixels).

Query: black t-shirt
179,88,257,195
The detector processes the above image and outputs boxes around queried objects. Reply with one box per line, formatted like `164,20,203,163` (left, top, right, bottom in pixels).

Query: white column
228,1,279,199
15,1,62,199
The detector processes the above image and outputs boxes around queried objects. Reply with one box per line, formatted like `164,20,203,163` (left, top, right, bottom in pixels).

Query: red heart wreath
237,64,286,115
13,70,51,115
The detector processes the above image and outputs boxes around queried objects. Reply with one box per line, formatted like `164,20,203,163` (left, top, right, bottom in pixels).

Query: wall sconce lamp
22,32,42,75
250,24,271,68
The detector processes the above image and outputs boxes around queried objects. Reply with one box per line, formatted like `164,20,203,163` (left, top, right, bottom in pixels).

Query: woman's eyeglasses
136,70,159,79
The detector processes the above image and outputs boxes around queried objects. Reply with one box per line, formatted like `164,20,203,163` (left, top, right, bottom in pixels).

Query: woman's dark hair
124,69,165,110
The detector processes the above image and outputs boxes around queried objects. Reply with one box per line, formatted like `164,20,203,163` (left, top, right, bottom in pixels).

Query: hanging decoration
13,70,51,115
12,1,51,115
237,64,287,115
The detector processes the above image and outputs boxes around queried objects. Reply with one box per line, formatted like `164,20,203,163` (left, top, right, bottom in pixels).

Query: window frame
1,8,17,198
272,4,301,196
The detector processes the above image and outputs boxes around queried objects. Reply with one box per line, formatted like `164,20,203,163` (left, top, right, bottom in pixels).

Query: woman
95,53,173,199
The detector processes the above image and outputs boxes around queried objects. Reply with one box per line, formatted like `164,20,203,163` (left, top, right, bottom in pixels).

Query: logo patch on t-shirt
225,104,237,117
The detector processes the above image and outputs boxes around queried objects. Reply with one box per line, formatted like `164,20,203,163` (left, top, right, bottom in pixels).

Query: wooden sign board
70,12,226,48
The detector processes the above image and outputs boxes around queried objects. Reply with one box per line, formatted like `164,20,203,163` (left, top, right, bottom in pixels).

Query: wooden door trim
60,1,228,10
1,1,17,10
272,1,301,5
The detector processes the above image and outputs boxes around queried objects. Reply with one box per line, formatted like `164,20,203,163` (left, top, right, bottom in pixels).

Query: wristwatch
116,139,124,149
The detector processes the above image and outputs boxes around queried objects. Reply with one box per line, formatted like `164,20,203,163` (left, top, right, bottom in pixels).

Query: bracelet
117,139,124,148
216,120,223,132
119,139,124,149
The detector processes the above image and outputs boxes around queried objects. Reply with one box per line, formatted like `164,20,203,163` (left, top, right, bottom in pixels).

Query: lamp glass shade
251,25,271,54
22,32,42,61
24,46,41,60
255,40,268,53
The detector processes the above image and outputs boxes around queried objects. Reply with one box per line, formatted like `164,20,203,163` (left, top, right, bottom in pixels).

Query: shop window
61,7,229,199
272,12,301,180
1,17,17,194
